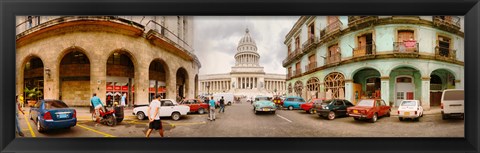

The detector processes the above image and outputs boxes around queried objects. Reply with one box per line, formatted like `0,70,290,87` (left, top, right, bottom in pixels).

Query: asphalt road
16,99,464,137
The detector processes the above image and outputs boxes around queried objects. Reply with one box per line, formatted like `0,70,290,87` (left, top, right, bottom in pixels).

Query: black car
313,99,355,120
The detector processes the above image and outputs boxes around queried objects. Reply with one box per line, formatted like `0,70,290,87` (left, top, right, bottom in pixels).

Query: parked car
283,96,306,110
347,99,391,123
133,99,190,121
179,98,209,114
398,100,423,121
254,95,271,105
441,89,464,120
253,100,277,114
301,98,322,114
29,99,77,133
315,99,355,120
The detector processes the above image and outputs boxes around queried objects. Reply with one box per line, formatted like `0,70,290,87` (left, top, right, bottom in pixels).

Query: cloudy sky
193,16,299,75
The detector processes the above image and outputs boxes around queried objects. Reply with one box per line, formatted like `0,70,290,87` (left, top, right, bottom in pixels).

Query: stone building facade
16,16,200,106
198,29,286,98
283,16,464,110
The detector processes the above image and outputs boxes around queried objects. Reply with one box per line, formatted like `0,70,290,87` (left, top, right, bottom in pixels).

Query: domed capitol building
198,28,286,97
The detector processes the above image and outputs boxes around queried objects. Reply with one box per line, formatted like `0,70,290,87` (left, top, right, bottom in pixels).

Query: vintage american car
133,99,190,121
179,98,209,114
314,99,355,120
283,96,306,110
253,100,277,114
347,99,391,123
300,98,322,114
29,99,77,133
398,100,423,121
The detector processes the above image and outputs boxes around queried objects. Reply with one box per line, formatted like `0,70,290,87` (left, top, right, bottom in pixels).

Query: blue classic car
29,100,77,133
253,100,277,114
283,96,306,110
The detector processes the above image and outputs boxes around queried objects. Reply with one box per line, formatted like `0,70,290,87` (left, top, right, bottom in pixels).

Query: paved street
17,99,464,138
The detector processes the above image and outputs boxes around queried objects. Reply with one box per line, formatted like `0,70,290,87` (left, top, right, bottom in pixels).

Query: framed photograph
1,0,478,152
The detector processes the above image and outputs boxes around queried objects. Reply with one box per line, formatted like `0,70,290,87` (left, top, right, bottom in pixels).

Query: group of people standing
205,96,226,121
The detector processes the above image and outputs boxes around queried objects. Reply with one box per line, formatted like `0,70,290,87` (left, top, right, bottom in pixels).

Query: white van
213,93,234,105
441,89,464,120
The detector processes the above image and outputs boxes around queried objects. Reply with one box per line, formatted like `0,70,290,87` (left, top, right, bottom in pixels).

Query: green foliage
24,87,43,100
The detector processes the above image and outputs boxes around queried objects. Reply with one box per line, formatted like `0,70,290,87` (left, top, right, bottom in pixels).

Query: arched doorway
430,69,456,106
390,66,421,106
194,74,199,98
59,50,90,106
294,81,303,97
106,51,135,106
149,59,168,102
306,77,320,100
352,68,381,104
176,67,189,102
23,56,44,107
324,72,345,100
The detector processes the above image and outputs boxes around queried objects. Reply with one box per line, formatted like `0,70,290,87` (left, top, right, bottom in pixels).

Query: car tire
386,110,391,117
254,110,258,114
171,112,181,121
228,102,231,106
328,111,336,120
399,117,404,121
37,118,45,133
198,108,205,114
414,117,420,122
442,114,447,120
309,108,315,114
137,112,146,120
288,106,293,110
370,113,378,123
353,117,360,121
106,115,116,126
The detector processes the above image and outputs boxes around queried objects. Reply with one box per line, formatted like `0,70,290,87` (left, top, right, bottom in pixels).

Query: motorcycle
91,106,123,126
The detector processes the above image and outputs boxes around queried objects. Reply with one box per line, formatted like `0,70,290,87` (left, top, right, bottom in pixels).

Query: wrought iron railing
353,44,376,57
348,16,378,26
145,20,193,52
433,16,461,29
435,46,456,60
302,36,319,49
304,62,317,72
325,19,342,35
393,41,419,53
325,54,341,65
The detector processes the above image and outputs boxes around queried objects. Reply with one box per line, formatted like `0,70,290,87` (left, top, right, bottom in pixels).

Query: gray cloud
194,16,299,75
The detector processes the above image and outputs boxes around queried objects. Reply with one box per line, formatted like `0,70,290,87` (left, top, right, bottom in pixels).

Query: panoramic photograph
15,16,464,137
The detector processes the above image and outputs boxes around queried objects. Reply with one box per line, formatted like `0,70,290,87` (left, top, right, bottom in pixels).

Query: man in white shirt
146,94,164,137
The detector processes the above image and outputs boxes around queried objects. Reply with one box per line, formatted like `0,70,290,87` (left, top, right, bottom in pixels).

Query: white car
397,100,423,121
441,89,464,120
132,99,190,121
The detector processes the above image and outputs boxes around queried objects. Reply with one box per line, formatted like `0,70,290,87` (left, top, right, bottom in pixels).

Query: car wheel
414,117,420,122
106,115,116,126
137,112,145,120
288,106,293,110
442,114,447,120
254,110,258,114
399,117,404,121
198,108,205,114
171,112,181,121
309,108,315,114
37,118,45,133
353,117,360,121
370,113,378,123
386,110,391,117
228,102,231,106
328,111,336,120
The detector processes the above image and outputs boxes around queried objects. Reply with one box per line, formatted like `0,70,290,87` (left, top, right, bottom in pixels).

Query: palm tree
24,87,43,106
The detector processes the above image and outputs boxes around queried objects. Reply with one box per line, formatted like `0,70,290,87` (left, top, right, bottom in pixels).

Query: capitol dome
237,28,257,52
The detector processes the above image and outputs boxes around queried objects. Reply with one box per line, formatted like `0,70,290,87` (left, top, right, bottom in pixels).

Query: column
380,76,390,107
421,77,431,111
345,80,353,103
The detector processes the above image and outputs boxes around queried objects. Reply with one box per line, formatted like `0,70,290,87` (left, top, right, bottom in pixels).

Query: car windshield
322,100,333,105
45,101,69,109
357,100,374,107
444,90,464,101
256,97,269,101
401,101,417,106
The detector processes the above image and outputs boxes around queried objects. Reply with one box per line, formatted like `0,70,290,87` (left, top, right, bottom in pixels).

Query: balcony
433,16,461,30
287,73,292,80
302,36,319,51
348,16,379,27
325,19,342,36
304,62,317,72
294,70,302,77
283,47,303,66
325,54,341,65
435,46,457,61
353,44,376,57
393,41,419,58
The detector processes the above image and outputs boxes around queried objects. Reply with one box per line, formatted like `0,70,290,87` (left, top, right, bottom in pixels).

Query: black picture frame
1,0,479,152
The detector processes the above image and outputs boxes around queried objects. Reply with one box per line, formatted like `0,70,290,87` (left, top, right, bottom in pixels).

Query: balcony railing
353,44,376,57
393,41,419,53
294,70,302,76
433,16,461,29
435,46,457,60
304,62,317,72
325,54,341,65
287,73,292,79
348,16,378,27
145,20,193,52
302,36,319,50
325,19,342,35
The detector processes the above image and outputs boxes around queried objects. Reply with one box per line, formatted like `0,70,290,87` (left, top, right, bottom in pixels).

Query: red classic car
300,98,323,114
347,99,391,123
179,99,209,114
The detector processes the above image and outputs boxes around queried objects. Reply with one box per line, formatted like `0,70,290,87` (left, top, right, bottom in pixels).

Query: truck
213,93,235,106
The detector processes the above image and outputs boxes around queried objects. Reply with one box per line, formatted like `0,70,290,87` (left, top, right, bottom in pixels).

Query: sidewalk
390,106,441,116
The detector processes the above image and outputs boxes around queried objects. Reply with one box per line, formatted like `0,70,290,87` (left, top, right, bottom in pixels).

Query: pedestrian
121,93,126,107
90,93,104,126
19,93,25,108
15,95,25,137
208,96,216,121
146,94,164,137
219,96,225,113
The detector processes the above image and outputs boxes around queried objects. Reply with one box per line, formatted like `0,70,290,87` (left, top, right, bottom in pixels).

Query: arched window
294,81,303,96
324,72,345,99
